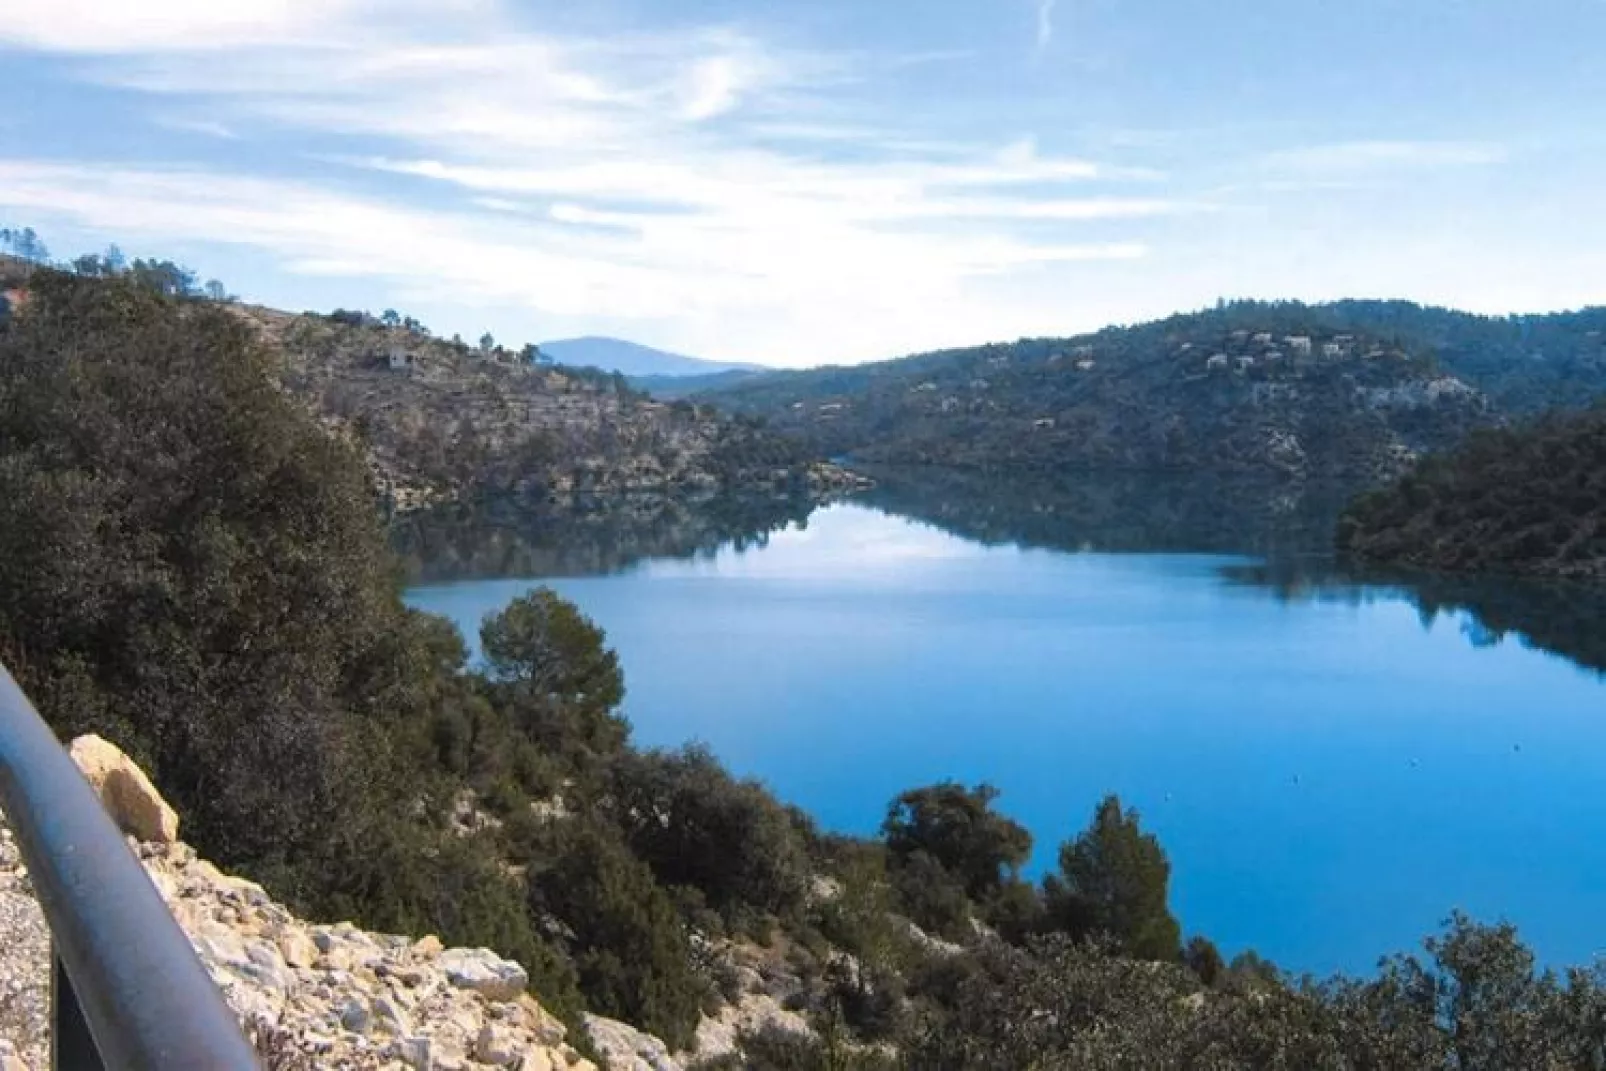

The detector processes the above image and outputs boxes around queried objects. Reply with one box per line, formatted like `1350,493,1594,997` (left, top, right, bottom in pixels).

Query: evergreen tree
1043,794,1181,961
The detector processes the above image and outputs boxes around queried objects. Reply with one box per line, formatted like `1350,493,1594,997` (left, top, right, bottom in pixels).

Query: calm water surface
406,498,1606,977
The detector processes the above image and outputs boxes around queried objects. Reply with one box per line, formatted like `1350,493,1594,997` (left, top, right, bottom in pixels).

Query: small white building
1252,332,1274,346
1235,356,1256,372
1033,417,1056,430
1284,336,1314,358
387,348,414,371
1323,342,1345,359
1074,358,1096,371
1207,354,1230,371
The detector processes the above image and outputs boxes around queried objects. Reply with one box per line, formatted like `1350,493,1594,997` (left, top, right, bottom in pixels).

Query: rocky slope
701,311,1498,482
235,305,835,511
0,736,824,1071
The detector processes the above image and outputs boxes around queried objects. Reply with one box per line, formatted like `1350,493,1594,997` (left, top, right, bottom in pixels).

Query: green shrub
525,819,705,1050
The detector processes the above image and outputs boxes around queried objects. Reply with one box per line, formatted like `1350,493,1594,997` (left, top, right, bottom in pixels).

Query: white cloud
0,0,1174,363
1265,140,1507,174
681,56,744,121
0,0,359,51
1036,0,1058,51
154,116,240,140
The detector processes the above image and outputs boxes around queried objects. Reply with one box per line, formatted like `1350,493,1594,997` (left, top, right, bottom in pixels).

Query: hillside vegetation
703,302,1504,481
1337,406,1606,579
4,254,1606,1067
248,307,825,509
2,249,832,513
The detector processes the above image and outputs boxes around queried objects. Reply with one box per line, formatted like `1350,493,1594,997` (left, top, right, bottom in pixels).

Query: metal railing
0,664,260,1070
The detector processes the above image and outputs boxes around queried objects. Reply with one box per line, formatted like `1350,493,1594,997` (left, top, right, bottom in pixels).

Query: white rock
519,1048,556,1071
438,948,528,1002
584,1014,683,1071
393,1035,431,1069
279,932,317,969
475,1022,522,1066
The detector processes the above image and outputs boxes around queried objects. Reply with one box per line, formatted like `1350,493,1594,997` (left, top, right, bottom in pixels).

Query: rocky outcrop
689,992,813,1065
139,840,598,1070
67,734,180,844
0,737,614,1071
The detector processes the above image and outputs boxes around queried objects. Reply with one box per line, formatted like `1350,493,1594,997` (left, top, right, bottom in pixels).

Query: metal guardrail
0,664,260,1070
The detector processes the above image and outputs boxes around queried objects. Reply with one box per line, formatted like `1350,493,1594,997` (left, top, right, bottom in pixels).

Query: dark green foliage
1043,795,1181,961
883,782,1031,903
1183,935,1226,987
701,301,1506,480
1338,406,1606,578
0,270,424,873
525,820,705,1050
608,744,813,924
887,852,971,941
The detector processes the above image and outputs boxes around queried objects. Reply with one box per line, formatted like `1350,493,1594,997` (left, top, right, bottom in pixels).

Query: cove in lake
403,475,1606,978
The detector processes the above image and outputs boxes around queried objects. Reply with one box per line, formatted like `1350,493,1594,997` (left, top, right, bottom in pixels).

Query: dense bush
1338,406,1606,578
524,819,706,1050
0,270,438,878
609,744,813,925
883,782,1031,902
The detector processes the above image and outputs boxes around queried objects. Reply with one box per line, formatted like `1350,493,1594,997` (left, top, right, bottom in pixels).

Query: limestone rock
67,734,180,844
584,1014,683,1071
439,948,528,1002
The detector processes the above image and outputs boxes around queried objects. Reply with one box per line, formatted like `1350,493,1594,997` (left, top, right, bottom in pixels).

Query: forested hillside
1337,406,1606,579
3,254,1604,1069
1,251,836,511
1318,299,1606,414
702,299,1606,481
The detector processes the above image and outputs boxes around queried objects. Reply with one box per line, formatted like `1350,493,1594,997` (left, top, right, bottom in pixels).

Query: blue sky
3,0,1604,366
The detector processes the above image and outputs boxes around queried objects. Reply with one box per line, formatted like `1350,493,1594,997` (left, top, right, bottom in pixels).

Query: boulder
67,735,180,844
439,948,528,1001
584,1014,682,1071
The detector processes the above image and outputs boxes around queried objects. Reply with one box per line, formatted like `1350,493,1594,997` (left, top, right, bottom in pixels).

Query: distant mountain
700,302,1513,483
539,336,763,378
627,368,766,400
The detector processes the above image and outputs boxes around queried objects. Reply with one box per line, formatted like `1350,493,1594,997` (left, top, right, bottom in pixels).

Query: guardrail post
51,953,105,1071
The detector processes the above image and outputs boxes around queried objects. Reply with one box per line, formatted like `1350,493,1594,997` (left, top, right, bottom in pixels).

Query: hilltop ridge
702,309,1501,482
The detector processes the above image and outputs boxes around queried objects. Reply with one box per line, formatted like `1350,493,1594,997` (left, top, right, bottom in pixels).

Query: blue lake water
405,499,1606,978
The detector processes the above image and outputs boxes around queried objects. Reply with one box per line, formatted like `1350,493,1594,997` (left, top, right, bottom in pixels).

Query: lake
403,478,1606,978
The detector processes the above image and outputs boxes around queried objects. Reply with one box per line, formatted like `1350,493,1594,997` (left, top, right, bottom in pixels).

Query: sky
3,0,1604,367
